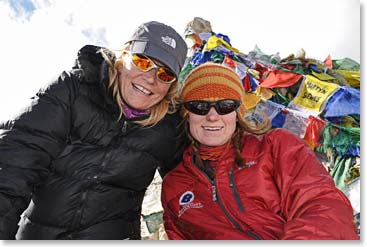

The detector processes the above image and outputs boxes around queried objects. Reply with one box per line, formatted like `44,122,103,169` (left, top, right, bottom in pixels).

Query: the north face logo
161,36,176,49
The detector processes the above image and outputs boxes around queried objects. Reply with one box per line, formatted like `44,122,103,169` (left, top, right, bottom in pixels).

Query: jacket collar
184,144,236,172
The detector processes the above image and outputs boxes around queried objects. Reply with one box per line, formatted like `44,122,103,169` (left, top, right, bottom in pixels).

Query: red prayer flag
259,69,303,88
324,54,333,69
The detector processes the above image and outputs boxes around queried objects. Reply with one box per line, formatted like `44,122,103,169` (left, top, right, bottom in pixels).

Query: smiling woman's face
118,53,171,110
189,107,237,147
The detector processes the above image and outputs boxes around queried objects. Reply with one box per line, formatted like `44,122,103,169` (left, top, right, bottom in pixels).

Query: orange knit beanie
181,62,246,119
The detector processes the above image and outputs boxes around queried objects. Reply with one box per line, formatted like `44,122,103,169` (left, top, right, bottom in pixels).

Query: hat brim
130,41,181,79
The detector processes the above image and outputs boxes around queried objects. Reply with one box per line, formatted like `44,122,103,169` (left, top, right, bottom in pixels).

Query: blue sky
0,0,362,122
9,0,36,19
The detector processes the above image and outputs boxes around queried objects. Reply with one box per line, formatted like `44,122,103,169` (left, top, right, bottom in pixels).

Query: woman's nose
206,107,220,121
144,69,157,84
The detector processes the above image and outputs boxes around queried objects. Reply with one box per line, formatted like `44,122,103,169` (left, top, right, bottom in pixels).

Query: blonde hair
100,43,179,127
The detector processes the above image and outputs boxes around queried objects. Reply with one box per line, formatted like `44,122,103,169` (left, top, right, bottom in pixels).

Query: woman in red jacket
161,62,358,240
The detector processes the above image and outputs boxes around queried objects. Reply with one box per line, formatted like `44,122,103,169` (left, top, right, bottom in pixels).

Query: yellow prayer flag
255,87,275,100
291,75,339,113
243,93,261,110
334,70,360,88
311,71,338,83
204,36,243,55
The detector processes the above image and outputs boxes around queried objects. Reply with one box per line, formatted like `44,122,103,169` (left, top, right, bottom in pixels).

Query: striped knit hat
181,62,246,120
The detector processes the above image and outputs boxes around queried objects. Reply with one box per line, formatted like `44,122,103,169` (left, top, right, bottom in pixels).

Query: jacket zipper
70,152,111,231
192,157,261,240
70,190,88,230
121,120,127,135
229,170,245,212
211,182,217,201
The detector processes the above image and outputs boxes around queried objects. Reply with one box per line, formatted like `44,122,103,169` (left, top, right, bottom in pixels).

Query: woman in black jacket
0,21,187,240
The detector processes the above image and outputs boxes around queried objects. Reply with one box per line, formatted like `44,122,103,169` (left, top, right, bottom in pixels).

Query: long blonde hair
100,43,179,127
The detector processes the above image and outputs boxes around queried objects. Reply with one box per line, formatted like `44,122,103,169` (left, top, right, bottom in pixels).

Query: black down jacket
0,45,186,239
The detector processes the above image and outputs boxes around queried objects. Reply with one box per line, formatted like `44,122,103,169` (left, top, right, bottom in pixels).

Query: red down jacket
161,128,358,240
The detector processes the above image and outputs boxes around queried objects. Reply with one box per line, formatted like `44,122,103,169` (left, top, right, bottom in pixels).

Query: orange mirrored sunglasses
130,54,177,84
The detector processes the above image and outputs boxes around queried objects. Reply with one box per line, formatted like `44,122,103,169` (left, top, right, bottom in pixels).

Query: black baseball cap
127,21,187,78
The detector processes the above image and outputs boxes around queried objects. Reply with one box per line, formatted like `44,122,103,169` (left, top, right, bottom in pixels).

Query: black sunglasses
183,99,241,116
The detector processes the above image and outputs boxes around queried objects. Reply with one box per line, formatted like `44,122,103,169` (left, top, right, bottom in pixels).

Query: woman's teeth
203,126,223,131
133,83,152,95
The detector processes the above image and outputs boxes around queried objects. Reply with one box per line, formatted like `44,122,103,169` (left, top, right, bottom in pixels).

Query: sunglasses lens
216,100,240,115
157,67,176,83
184,100,240,115
131,54,176,83
184,101,210,115
131,54,153,71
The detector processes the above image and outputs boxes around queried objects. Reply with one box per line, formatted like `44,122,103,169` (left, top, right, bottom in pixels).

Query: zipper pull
121,121,127,134
212,185,217,201
229,170,234,187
